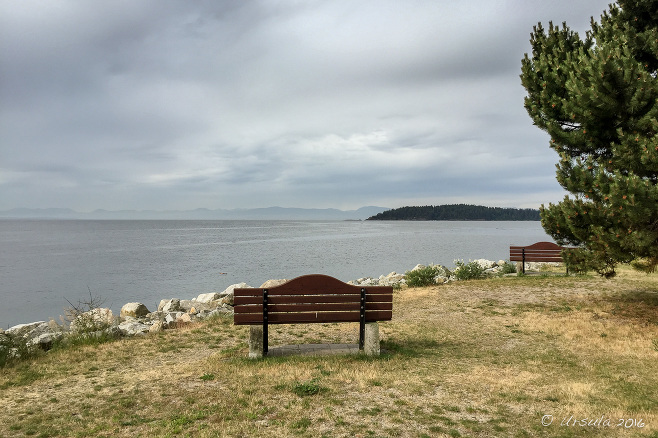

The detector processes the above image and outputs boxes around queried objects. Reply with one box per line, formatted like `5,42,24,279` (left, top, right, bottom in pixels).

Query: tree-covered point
366,204,540,221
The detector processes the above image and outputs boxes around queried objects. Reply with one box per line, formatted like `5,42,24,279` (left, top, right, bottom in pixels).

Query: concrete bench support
364,322,380,356
249,325,265,359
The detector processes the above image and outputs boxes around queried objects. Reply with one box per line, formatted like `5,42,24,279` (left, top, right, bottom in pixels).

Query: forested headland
367,204,540,221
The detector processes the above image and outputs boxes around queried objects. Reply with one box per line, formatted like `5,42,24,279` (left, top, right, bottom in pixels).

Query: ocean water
0,220,552,328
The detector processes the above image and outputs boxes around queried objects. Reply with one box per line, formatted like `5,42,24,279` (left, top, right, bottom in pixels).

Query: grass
0,265,656,437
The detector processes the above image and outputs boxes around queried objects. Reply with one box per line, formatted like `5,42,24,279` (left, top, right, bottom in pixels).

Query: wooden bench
233,274,393,358
509,241,570,274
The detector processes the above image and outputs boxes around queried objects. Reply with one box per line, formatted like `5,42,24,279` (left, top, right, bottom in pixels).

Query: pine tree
520,0,658,276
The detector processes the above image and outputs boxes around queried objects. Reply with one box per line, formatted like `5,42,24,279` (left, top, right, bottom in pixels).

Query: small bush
56,289,120,349
405,265,447,287
0,332,42,368
499,262,517,275
453,260,485,281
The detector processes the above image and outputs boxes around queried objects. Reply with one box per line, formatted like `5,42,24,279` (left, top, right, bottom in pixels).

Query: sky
0,0,613,212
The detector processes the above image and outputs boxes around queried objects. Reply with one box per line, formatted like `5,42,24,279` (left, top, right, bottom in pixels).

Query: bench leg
249,325,264,359
363,322,380,356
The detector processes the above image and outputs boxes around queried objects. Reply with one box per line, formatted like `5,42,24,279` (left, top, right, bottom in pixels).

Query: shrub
405,265,446,287
453,260,485,281
59,288,120,348
65,288,114,334
499,262,517,275
0,332,40,368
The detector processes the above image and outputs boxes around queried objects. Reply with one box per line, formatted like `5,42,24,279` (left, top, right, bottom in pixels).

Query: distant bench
233,274,393,358
509,241,571,274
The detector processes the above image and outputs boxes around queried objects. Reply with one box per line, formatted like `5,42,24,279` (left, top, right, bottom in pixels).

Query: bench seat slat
234,293,393,306
510,255,563,262
234,310,392,325
234,301,392,313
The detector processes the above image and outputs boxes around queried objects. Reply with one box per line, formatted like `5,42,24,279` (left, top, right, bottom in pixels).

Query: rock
164,312,192,328
196,292,220,303
473,259,496,270
179,300,212,312
220,282,250,297
207,307,233,318
120,303,150,320
69,308,114,333
149,320,165,333
218,295,232,306
195,309,212,319
160,299,182,313
118,320,150,336
29,332,64,350
6,321,65,351
164,312,184,328
260,279,288,288
145,311,164,322
214,283,251,306
379,272,405,286
6,321,47,338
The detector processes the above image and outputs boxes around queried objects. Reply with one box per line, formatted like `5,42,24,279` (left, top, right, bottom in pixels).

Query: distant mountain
367,204,540,221
0,206,390,221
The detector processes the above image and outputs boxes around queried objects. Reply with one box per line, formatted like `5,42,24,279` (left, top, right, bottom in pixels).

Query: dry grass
1,266,656,437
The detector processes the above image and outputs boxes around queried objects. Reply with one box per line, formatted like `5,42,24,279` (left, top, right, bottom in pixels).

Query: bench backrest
233,274,393,325
509,241,564,263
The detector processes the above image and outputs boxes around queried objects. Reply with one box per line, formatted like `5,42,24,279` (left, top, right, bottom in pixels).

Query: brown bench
234,274,393,358
509,241,570,274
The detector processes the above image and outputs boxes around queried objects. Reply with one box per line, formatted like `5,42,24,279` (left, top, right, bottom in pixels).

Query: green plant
291,378,326,397
405,265,447,287
499,262,517,275
0,332,40,368
290,417,311,431
521,2,658,276
58,289,120,348
453,260,485,280
65,288,114,334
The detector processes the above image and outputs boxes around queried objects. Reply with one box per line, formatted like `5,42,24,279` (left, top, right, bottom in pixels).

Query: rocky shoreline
1,259,551,356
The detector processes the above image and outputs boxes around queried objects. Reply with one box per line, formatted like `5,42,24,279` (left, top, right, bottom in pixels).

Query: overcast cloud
0,0,612,211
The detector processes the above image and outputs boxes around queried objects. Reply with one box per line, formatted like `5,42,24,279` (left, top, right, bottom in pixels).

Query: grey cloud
0,0,611,211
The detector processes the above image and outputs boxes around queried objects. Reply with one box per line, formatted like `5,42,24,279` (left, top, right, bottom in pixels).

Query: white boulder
69,308,114,333
120,302,150,319
196,292,220,303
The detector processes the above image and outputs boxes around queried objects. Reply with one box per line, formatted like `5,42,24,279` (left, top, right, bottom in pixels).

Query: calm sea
0,220,552,328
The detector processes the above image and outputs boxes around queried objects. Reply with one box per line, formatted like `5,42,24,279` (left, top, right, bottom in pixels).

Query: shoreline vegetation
367,204,541,221
1,264,656,437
